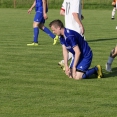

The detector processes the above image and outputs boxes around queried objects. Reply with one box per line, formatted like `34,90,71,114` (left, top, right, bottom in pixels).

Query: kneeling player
49,20,103,80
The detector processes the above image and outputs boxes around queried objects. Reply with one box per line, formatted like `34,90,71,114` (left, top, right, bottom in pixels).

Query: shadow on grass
103,67,117,78
87,67,117,80
87,38,117,43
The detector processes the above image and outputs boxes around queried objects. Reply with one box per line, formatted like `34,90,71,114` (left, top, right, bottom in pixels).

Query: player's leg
106,46,117,72
73,65,103,80
27,12,41,46
27,21,39,46
39,23,58,45
81,65,103,79
71,51,103,80
72,67,98,80
111,7,116,19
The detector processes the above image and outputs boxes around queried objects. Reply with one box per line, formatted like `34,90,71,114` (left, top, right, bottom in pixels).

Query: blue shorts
70,51,93,72
34,12,45,23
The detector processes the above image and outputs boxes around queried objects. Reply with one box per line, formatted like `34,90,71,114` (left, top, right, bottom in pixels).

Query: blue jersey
35,0,48,13
60,28,91,58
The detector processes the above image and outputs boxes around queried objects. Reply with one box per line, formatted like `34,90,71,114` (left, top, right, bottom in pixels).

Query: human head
49,19,64,36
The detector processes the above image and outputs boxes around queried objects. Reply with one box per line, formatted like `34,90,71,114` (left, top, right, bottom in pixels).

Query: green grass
0,0,113,9
0,8,117,117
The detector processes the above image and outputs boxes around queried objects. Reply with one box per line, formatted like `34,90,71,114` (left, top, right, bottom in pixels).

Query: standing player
27,0,58,46
106,45,117,72
49,20,103,80
61,0,84,34
58,0,85,70
111,0,117,19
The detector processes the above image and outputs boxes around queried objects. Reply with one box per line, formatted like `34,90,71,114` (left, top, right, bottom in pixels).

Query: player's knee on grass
73,72,83,80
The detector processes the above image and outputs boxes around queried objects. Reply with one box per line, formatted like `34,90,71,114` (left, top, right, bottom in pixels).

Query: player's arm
72,45,81,68
62,45,68,68
72,45,81,77
28,0,36,14
62,45,70,76
42,0,48,19
72,13,85,34
72,0,85,34
60,8,65,16
60,1,65,16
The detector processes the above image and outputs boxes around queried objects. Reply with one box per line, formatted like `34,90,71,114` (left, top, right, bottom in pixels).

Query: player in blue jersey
27,0,58,46
49,20,103,80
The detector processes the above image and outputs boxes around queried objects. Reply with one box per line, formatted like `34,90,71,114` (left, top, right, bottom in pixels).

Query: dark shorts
70,51,93,72
34,11,45,23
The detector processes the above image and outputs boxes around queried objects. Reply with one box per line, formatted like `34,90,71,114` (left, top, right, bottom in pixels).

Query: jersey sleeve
61,1,65,11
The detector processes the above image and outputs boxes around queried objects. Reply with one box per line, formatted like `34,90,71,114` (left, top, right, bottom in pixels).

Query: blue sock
33,27,39,43
43,27,55,39
82,67,98,79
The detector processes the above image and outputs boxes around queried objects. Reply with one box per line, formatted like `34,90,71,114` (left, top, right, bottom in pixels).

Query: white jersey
116,1,117,9
61,0,82,34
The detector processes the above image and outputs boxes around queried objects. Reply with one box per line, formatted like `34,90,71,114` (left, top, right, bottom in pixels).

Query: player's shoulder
65,28,73,35
65,28,76,38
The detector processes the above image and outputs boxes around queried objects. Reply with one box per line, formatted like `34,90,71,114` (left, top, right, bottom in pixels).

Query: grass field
0,8,117,117
0,0,113,9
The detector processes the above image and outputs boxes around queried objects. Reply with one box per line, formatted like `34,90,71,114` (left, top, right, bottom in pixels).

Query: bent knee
73,77,82,80
33,22,39,28
73,72,84,80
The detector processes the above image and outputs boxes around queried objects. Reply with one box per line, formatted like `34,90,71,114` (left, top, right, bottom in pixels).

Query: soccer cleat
105,63,112,72
63,66,65,72
27,42,38,46
58,60,65,68
111,17,115,20
53,35,59,45
58,60,66,71
96,65,103,78
116,26,117,30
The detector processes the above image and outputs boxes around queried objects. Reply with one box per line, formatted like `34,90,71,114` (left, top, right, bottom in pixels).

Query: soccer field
0,8,117,117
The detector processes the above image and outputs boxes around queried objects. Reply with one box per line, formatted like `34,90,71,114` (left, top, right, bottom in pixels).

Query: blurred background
0,0,112,9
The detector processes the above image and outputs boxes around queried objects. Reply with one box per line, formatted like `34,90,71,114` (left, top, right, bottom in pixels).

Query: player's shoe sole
27,42,38,46
58,61,65,67
63,67,65,72
111,17,115,20
58,61,65,71
96,65,103,79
